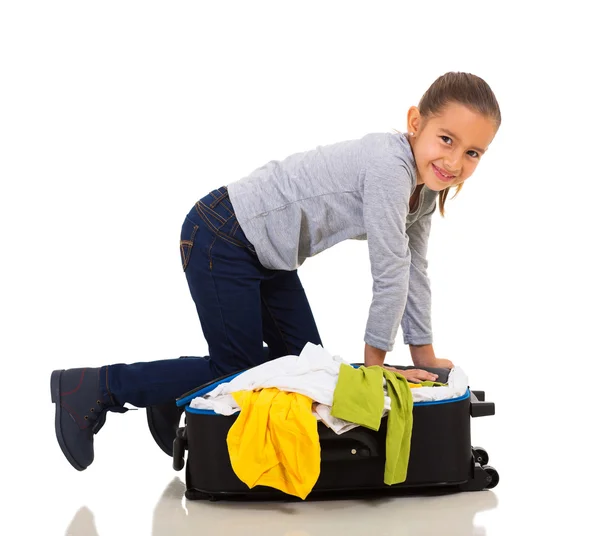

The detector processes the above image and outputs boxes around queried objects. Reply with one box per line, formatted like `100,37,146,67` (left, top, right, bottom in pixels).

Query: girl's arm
409,343,436,365
364,342,387,367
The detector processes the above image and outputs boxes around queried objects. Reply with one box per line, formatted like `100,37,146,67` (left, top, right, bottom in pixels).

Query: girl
51,72,501,471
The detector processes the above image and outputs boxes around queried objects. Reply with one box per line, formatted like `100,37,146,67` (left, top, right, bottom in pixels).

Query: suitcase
171,365,498,501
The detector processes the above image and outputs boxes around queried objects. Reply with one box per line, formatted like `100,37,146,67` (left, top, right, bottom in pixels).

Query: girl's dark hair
417,72,501,217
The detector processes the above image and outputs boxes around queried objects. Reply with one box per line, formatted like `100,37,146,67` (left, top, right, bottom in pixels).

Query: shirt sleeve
401,205,435,345
362,157,413,352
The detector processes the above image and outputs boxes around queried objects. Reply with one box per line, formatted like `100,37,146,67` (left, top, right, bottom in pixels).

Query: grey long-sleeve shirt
227,132,438,351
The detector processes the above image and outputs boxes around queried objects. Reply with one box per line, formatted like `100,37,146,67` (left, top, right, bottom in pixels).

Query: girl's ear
406,106,421,135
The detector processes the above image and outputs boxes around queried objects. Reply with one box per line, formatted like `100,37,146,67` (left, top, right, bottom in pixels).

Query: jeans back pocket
180,217,199,271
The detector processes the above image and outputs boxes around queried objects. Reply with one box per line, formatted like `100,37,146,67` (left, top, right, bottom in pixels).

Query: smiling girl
51,71,501,471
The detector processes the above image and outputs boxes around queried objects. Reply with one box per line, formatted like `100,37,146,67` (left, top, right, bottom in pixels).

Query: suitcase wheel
472,446,489,466
459,456,500,491
482,465,499,489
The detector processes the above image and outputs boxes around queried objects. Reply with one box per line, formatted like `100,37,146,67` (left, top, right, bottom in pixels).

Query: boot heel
50,370,63,403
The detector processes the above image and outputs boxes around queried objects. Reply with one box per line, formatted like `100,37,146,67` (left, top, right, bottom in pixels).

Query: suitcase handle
470,390,495,417
320,430,379,461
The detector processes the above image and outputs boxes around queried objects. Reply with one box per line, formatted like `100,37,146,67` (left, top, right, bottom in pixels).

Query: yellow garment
227,388,320,500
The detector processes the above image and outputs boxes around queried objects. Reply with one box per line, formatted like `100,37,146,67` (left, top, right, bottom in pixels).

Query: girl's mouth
432,164,455,182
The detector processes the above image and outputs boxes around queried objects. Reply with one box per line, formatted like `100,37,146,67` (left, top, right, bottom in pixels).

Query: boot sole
50,370,85,471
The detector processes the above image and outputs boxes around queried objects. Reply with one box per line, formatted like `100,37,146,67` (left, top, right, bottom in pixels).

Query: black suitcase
171,365,498,501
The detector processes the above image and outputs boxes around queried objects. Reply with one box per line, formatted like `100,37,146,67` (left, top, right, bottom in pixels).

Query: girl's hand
383,365,438,383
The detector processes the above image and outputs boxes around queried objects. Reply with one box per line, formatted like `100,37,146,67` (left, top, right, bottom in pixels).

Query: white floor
5,382,596,536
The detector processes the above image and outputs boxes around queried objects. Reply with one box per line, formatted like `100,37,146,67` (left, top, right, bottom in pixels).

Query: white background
1,1,598,535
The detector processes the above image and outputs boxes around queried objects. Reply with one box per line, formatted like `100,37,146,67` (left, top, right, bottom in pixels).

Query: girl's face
407,102,498,191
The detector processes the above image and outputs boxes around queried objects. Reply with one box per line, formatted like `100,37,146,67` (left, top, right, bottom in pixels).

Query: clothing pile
189,342,468,499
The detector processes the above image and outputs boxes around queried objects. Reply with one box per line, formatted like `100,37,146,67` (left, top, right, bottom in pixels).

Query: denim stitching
223,211,236,223
180,243,188,270
180,224,198,271
209,187,226,200
195,207,225,237
196,200,227,224
199,207,238,241
214,213,246,246
215,207,232,233
218,233,245,248
195,207,247,249
207,235,218,270
209,191,228,208
206,186,234,213
230,221,256,253
218,199,234,216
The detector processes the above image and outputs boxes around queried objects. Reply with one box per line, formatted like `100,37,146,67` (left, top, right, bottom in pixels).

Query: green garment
412,380,447,387
331,364,414,485
330,364,385,431
381,369,413,484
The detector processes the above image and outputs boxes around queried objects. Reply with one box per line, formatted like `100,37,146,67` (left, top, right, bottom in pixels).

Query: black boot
146,402,185,456
50,367,127,470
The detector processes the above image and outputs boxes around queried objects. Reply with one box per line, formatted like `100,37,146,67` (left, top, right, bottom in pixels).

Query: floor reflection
65,477,498,536
65,506,99,536
151,478,498,536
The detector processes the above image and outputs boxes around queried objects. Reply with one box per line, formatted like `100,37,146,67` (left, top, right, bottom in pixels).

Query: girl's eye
440,136,479,158
440,135,452,144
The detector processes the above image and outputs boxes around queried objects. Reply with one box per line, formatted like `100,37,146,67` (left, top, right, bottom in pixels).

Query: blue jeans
105,186,323,407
